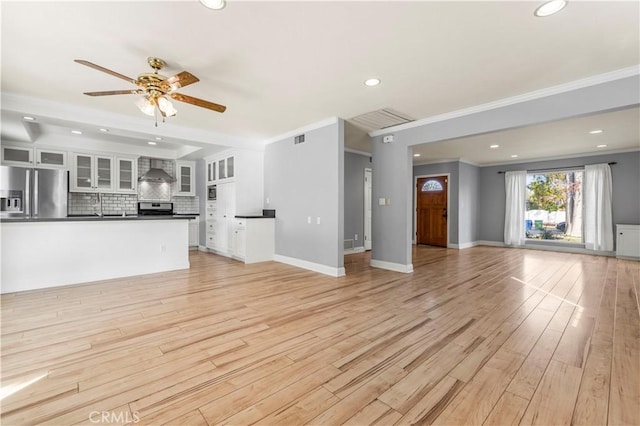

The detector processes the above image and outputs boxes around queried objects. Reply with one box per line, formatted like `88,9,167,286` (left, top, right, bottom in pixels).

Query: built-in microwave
207,184,217,201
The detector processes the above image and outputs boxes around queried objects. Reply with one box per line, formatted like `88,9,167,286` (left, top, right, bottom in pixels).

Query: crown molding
480,147,640,168
344,147,371,157
263,117,339,145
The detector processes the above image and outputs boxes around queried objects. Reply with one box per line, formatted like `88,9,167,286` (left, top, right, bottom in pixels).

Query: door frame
364,168,372,250
414,173,450,247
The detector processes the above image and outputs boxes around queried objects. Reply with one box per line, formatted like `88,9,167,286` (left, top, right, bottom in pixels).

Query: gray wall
264,120,345,269
477,151,640,243
371,139,413,266
344,151,371,248
459,161,480,245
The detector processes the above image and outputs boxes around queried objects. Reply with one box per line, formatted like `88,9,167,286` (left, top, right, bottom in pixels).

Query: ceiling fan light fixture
136,97,156,116
534,0,567,17
200,0,226,10
158,97,177,117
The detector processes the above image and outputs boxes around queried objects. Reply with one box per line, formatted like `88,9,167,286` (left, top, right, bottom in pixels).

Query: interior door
364,168,372,250
416,176,448,247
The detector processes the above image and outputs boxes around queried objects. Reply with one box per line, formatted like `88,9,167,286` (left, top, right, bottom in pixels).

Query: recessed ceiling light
413,153,421,157
99,128,109,132
596,144,607,148
364,78,381,87
490,144,500,149
511,154,519,158
155,136,162,141
147,141,157,145
200,0,226,10
589,129,603,134
534,0,567,17
23,116,36,121
71,130,82,135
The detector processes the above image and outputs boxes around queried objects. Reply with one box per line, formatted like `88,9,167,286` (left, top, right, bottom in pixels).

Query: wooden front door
416,176,448,247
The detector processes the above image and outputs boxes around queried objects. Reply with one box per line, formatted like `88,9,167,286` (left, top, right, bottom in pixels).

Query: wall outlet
266,197,270,205
355,234,358,241
160,244,166,253
307,216,311,224
316,217,321,225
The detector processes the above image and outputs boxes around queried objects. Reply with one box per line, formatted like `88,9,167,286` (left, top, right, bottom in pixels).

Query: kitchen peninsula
1,215,191,294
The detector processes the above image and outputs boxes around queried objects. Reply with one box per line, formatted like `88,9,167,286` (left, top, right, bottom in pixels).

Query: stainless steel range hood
139,159,175,183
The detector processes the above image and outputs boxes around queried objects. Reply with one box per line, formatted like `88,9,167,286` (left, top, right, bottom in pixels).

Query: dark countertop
1,215,195,223
235,215,276,219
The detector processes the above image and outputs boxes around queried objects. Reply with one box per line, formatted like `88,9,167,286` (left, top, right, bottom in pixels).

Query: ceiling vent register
349,108,414,132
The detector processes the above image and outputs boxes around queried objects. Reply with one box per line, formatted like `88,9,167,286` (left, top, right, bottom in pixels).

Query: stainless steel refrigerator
0,166,68,219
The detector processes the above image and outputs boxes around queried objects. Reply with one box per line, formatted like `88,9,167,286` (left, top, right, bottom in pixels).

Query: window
421,179,443,192
526,171,583,242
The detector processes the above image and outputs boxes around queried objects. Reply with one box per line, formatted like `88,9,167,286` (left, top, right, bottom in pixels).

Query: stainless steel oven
207,184,217,201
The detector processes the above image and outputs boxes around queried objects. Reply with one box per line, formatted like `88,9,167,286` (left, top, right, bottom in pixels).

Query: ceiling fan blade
166,71,200,90
74,59,136,84
83,89,144,96
170,93,226,113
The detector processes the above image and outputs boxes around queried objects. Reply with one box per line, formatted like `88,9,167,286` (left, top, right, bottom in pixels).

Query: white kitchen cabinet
2,146,68,169
115,157,137,194
206,160,217,184
205,201,217,250
233,218,274,264
36,149,67,168
175,161,195,196
204,149,263,259
70,153,114,193
616,224,640,260
2,145,34,166
207,154,235,183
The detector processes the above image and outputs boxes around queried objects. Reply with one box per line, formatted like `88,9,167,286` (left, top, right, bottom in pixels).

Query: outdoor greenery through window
526,171,583,242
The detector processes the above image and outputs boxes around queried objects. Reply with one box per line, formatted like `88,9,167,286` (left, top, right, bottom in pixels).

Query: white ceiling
1,1,639,162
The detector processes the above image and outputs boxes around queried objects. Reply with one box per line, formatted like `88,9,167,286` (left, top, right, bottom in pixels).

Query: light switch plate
379,198,386,206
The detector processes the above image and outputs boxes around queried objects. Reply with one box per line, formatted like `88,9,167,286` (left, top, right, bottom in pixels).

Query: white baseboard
273,254,346,277
475,240,506,247
447,241,481,249
474,240,615,257
344,247,366,255
370,259,414,273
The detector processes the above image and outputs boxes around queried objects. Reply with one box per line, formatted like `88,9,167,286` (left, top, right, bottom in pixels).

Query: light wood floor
1,246,638,425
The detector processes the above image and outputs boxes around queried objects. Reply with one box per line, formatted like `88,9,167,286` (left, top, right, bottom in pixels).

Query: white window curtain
504,170,527,246
584,163,614,252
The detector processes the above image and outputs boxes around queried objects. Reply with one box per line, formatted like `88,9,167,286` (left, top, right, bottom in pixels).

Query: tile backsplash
138,158,175,201
172,196,199,214
68,193,138,216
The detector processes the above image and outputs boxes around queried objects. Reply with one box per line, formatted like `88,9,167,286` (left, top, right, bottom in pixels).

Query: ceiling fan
75,57,226,123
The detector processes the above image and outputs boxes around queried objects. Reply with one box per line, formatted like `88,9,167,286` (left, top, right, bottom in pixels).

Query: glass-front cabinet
116,157,137,194
36,149,67,168
207,155,235,183
2,145,34,166
207,160,217,184
175,161,195,196
70,153,114,193
2,146,68,168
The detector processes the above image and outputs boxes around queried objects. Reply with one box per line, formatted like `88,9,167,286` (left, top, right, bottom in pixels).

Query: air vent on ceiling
349,108,414,132
294,134,305,144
